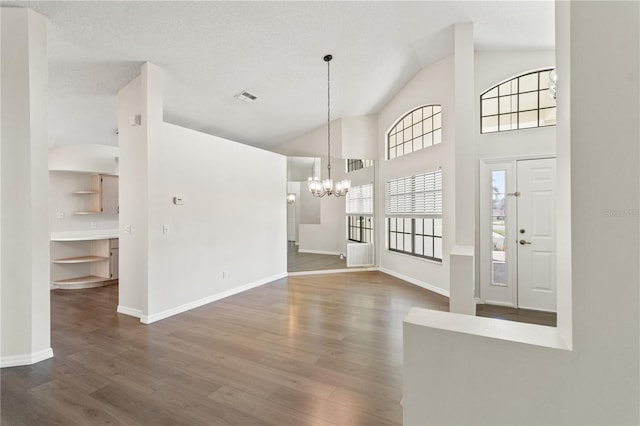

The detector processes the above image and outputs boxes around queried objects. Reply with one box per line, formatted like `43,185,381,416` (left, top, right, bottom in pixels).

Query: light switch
173,196,185,205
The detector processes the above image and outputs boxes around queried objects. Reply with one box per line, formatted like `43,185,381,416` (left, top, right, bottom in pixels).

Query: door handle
519,239,532,245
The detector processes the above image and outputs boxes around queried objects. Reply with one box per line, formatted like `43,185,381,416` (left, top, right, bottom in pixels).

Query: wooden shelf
72,190,99,195
52,255,108,264
52,275,112,289
73,211,100,215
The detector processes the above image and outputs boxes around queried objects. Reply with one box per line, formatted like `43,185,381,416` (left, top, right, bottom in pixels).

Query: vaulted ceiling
1,1,554,150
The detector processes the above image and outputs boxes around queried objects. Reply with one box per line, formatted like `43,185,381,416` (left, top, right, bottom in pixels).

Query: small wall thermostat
173,196,185,205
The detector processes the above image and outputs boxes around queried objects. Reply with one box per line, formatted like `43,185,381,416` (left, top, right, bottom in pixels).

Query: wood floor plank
2,270,556,425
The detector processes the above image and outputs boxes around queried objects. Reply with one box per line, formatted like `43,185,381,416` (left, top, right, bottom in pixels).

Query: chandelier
308,54,350,198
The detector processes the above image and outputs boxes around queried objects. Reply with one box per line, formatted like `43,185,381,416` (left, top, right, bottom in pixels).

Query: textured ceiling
1,1,554,150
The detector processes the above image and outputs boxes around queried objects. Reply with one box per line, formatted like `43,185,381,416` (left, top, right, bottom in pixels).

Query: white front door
480,158,556,312
516,158,557,311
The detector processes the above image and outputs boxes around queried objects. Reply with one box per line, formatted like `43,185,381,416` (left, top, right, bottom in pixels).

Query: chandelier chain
326,55,331,180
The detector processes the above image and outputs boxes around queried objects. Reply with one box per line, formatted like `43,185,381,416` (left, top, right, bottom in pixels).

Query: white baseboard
1,347,54,368
288,267,378,277
117,305,142,318
298,249,341,256
140,272,288,324
379,267,450,298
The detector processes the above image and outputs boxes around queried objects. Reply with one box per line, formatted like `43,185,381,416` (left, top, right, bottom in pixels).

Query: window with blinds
346,183,374,243
346,183,374,215
385,171,442,216
385,170,443,261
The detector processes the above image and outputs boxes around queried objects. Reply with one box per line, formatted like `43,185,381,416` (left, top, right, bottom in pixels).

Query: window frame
387,105,442,160
348,215,373,243
480,68,557,134
384,170,443,262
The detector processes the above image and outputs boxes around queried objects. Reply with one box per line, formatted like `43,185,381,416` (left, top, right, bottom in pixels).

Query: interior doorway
480,157,557,312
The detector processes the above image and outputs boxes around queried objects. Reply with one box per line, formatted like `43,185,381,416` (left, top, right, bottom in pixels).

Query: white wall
377,56,455,296
298,157,348,255
118,63,287,323
0,8,52,367
146,122,287,319
48,144,118,174
403,2,640,423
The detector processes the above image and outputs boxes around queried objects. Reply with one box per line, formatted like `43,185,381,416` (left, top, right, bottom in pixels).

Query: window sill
384,249,443,265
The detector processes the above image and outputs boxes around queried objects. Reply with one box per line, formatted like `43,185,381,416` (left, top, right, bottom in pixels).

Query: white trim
140,272,288,324
1,347,54,368
288,267,377,277
483,299,516,308
379,267,450,298
297,249,341,256
117,305,142,318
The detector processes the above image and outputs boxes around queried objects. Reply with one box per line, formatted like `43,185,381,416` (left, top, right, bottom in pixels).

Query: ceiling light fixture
308,54,350,198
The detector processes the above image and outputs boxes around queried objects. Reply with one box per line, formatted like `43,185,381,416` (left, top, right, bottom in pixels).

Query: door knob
519,239,532,245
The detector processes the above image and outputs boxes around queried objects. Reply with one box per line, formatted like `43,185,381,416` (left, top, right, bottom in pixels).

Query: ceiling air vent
234,90,257,103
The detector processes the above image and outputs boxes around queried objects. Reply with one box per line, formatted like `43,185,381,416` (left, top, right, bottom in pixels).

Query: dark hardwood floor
1,271,555,425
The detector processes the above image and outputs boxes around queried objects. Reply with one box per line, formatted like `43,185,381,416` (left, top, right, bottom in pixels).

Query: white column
1,8,52,367
449,22,476,315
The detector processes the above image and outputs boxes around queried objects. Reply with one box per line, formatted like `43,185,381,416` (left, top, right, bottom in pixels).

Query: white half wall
118,63,287,322
146,122,287,319
403,2,639,423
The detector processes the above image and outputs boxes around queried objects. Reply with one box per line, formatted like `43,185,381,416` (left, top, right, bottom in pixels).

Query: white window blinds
346,183,374,215
385,170,442,216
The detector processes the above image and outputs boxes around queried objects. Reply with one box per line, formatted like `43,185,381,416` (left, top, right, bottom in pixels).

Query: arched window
387,105,442,159
480,68,556,133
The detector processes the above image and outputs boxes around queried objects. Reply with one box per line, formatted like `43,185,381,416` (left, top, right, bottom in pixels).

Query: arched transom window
481,69,556,133
387,105,442,159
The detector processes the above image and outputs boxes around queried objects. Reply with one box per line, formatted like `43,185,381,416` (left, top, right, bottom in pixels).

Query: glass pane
396,130,403,145
396,143,403,157
499,79,516,96
499,95,518,114
415,218,424,234
389,233,397,250
389,133,396,148
492,170,506,194
415,236,424,255
492,219,506,285
413,122,423,138
434,238,442,260
424,237,434,257
432,105,441,114
539,70,551,89
519,110,538,129
482,115,499,133
433,129,442,145
519,73,538,92
412,109,422,123
519,91,538,111
389,218,396,231
404,129,412,142
539,89,556,108
540,107,556,126
396,218,402,232
413,137,422,152
404,234,412,252
404,142,413,155
403,116,412,130
483,87,498,98
424,117,433,133
499,113,516,131
482,98,498,116
404,218,412,231
433,112,442,130
434,218,442,237
389,146,396,159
